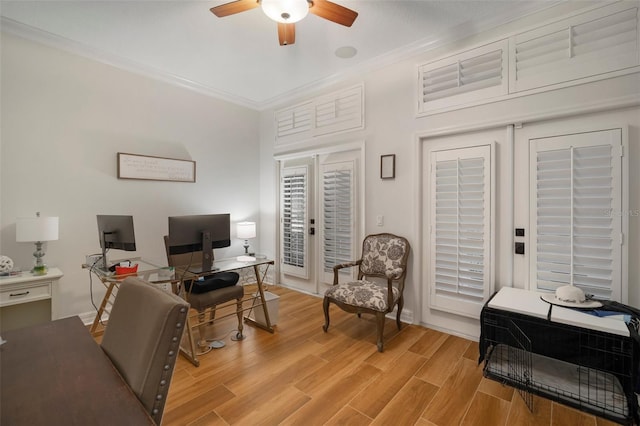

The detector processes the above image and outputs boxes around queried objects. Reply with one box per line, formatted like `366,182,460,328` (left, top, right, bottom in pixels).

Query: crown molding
258,1,562,110
1,2,561,112
0,16,262,110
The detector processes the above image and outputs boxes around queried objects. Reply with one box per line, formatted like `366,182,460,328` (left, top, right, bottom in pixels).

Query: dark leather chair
163,236,243,361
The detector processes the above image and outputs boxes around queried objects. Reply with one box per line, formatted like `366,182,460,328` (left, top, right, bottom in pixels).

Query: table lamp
237,222,256,255
16,212,59,275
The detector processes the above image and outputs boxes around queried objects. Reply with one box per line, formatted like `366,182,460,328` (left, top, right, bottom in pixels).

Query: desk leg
243,264,274,333
90,282,116,336
178,316,200,367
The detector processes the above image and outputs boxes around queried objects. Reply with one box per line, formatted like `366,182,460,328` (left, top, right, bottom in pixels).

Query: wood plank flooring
157,285,622,426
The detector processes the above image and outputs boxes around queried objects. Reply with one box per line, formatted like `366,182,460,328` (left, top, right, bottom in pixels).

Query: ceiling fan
210,0,358,46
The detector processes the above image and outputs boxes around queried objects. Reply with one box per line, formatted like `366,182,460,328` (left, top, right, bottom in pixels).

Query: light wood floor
161,285,621,426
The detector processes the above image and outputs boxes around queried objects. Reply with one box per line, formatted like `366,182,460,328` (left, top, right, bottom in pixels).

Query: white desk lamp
237,222,256,255
16,212,59,275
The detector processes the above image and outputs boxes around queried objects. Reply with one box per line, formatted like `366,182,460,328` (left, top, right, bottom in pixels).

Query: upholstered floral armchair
322,233,410,352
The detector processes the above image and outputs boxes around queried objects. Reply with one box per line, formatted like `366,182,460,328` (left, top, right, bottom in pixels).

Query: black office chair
163,236,243,361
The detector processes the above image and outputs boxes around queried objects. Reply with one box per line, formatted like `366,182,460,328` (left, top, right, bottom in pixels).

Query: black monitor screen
97,215,136,251
168,213,231,256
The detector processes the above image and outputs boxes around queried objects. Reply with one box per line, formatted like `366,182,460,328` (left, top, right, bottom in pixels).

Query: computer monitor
167,213,231,273
96,215,136,271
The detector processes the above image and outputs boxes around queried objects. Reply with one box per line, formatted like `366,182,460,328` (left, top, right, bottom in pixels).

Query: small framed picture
380,154,396,179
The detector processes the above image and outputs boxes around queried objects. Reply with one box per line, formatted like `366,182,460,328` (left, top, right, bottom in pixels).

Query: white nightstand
0,268,63,332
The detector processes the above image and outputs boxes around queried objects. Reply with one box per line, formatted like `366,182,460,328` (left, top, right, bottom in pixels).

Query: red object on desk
115,264,138,276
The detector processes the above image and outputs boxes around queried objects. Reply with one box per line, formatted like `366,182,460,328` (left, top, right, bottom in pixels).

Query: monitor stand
100,231,110,272
201,231,213,273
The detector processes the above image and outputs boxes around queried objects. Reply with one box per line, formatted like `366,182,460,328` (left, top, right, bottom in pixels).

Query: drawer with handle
0,282,51,307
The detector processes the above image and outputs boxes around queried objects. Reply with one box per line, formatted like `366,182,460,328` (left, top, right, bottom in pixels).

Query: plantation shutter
314,85,364,136
275,85,364,144
429,144,493,318
275,102,313,139
281,166,309,278
321,161,355,283
511,5,639,92
423,50,503,102
418,40,508,113
530,129,622,300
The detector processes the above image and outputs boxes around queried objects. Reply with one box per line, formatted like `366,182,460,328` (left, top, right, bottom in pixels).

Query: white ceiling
0,1,554,109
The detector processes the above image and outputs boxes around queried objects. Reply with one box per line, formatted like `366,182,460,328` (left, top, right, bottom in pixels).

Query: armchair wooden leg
376,312,386,352
396,297,404,330
322,297,330,332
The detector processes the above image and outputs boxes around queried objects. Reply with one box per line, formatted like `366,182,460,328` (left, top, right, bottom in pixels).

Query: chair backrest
164,235,214,269
359,233,410,281
100,277,189,425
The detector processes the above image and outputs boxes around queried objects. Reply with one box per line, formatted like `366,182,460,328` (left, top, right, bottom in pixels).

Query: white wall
258,2,640,339
0,33,261,320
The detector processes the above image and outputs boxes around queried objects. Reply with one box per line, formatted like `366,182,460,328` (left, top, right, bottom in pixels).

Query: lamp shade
237,222,256,239
261,0,309,23
16,216,59,242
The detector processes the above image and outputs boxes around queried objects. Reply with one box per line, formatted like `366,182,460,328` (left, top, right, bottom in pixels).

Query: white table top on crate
488,287,629,337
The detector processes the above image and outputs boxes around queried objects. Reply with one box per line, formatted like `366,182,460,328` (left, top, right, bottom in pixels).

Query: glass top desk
158,256,275,366
83,257,176,336
84,256,275,366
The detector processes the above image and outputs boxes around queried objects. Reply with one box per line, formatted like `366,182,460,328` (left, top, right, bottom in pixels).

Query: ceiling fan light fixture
261,0,309,24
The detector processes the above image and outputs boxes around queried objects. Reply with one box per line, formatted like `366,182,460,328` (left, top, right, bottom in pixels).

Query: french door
278,149,361,295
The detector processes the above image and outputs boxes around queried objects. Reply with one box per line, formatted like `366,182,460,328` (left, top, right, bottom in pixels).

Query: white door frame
274,140,366,294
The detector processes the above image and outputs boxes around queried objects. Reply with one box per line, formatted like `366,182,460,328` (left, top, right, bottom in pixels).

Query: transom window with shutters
418,40,508,114
275,84,364,145
529,129,624,301
281,166,309,279
320,161,356,284
511,5,639,93
429,144,494,318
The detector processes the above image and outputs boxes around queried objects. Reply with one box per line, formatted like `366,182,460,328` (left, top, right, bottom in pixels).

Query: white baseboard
418,321,480,342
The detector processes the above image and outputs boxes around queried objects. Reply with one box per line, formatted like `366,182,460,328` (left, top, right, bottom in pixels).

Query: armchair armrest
332,260,362,285
385,268,404,280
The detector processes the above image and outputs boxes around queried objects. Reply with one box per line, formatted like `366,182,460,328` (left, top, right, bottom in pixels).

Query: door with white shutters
529,129,623,301
319,160,357,288
281,163,311,283
278,149,361,294
429,144,494,318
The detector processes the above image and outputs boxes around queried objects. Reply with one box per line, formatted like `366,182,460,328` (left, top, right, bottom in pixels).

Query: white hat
540,285,602,309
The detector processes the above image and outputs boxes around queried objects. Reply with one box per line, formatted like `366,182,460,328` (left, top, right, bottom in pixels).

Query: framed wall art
117,153,196,182
380,154,396,179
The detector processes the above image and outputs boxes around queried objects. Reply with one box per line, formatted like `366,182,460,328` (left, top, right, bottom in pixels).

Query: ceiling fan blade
210,0,259,18
309,0,358,27
278,23,296,46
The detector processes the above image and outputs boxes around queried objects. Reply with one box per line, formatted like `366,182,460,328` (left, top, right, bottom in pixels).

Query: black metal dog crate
480,289,638,425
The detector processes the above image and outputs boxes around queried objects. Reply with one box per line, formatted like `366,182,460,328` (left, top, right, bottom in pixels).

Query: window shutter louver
315,86,363,136
321,162,354,283
531,130,622,300
430,144,493,318
275,102,313,139
512,6,639,92
281,167,308,278
275,84,364,145
418,40,508,113
423,50,503,102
